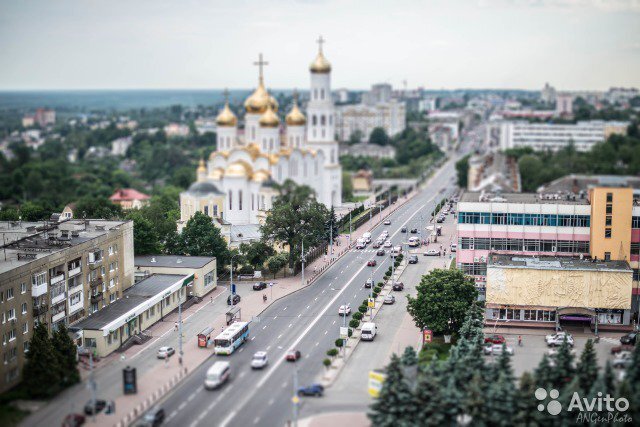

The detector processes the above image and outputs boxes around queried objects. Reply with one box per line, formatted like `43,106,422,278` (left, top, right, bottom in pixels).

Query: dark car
367,259,377,267
401,227,407,233
62,414,86,427
252,282,268,291
484,334,506,344
227,294,241,305
376,249,386,256
372,242,381,249
83,399,107,416
620,332,637,345
410,228,418,234
436,217,445,223
286,349,301,361
364,278,374,288
141,407,165,427
408,255,418,264
298,383,324,397
392,282,404,291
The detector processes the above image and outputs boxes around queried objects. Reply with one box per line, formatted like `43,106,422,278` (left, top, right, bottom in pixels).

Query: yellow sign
368,370,386,398
292,395,300,404
368,298,375,308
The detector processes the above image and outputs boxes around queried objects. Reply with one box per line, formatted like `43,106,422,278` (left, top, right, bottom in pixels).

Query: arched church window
320,89,325,99
314,89,317,99
329,115,333,125
228,191,232,210
239,190,243,211
312,115,317,126
251,193,255,211
321,115,326,125
331,149,335,163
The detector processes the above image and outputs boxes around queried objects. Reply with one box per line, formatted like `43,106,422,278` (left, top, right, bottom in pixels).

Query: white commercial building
499,120,629,152
335,99,405,142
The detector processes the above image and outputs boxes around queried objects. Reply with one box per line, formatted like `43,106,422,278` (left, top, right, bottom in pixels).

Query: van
204,361,231,390
362,232,372,243
361,322,377,341
356,238,367,249
390,246,402,257
408,237,420,248
450,243,457,252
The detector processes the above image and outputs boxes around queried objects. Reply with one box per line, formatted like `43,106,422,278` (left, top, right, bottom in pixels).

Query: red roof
109,188,150,202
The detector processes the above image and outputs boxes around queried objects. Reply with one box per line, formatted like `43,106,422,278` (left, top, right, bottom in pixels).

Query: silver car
157,346,175,359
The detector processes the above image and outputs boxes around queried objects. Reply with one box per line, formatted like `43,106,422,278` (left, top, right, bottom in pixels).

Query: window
606,205,613,214
32,272,46,288
605,228,612,238
239,190,243,211
109,293,116,303
20,283,26,294
632,243,640,256
23,341,29,353
633,217,640,229
204,205,209,216
109,278,115,288
213,205,218,217
606,216,612,226
607,193,613,203
21,303,26,315
7,309,15,321
228,190,232,210
604,252,611,261
204,271,214,287
22,323,28,334
6,288,14,300
108,245,114,256
8,329,16,342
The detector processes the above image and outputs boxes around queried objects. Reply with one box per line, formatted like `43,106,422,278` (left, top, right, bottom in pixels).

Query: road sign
423,328,432,344
231,284,236,294
368,298,375,308
368,370,387,398
340,327,349,339
292,395,300,404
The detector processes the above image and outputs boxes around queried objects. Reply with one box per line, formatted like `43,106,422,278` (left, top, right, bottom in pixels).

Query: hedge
349,319,360,328
335,338,344,347
358,305,368,314
352,312,363,320
327,348,339,357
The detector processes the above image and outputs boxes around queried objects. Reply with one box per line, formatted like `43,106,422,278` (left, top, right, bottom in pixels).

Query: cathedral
179,38,342,235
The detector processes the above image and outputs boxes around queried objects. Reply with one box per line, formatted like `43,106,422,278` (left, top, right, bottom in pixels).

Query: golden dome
268,153,279,165
215,103,237,127
211,167,224,180
197,158,207,173
286,100,306,126
310,50,331,74
279,147,292,157
251,169,270,182
244,143,261,159
244,80,279,114
259,104,280,128
225,161,252,178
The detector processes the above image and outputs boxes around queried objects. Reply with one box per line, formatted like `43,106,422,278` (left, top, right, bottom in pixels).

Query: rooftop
487,254,631,273
109,188,150,201
459,192,589,205
135,255,215,269
73,274,184,331
0,219,130,275
538,174,640,196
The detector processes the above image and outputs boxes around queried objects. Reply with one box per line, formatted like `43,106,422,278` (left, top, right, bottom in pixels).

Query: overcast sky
1,0,639,91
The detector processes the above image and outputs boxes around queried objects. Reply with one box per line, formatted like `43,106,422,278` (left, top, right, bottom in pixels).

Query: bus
213,321,250,355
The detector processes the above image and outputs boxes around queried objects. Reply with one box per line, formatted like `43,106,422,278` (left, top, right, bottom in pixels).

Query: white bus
213,321,250,355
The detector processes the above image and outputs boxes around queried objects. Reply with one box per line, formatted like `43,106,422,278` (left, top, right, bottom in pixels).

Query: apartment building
335,99,406,142
499,120,629,152
456,185,640,328
0,219,133,393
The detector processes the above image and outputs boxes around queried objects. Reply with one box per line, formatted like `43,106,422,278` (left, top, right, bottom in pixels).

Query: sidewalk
89,180,423,426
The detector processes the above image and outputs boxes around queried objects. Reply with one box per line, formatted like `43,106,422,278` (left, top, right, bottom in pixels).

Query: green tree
464,372,489,426
369,127,390,146
23,323,60,398
342,172,354,201
326,206,340,242
575,339,598,394
348,130,363,145
266,253,288,278
20,201,47,221
75,196,123,219
406,268,478,336
514,372,539,426
400,346,418,367
239,241,275,270
368,354,414,426
127,210,162,255
52,324,80,387
414,361,446,425
549,337,576,390
455,155,470,188
178,211,229,269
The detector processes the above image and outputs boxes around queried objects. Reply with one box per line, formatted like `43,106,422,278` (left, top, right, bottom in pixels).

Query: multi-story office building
456,185,640,328
499,120,629,152
335,99,406,142
0,219,133,392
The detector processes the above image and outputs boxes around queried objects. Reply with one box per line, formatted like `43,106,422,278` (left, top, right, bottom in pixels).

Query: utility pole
348,210,352,247
89,351,97,422
301,236,306,286
292,366,299,427
178,295,183,366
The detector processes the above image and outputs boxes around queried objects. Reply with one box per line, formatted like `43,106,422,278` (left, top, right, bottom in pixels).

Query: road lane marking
219,410,237,427
179,402,187,410
266,345,271,350
314,297,318,301
315,342,319,346
277,334,283,340
253,417,261,424
324,330,328,335
306,305,310,310
251,336,255,341
288,323,293,328
274,316,278,319
268,398,275,405
239,348,244,353
298,314,301,318
283,306,287,311
332,320,336,325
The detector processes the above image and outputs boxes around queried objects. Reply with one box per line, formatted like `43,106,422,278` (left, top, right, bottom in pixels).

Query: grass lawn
419,339,454,363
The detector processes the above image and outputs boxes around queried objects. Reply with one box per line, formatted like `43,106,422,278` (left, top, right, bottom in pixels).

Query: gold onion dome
309,50,331,74
244,81,278,114
215,103,237,127
259,104,280,128
286,100,306,126
197,158,207,173
212,167,224,180
251,169,270,182
225,161,252,177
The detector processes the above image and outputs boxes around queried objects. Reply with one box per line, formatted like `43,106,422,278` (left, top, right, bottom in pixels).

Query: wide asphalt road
154,156,459,427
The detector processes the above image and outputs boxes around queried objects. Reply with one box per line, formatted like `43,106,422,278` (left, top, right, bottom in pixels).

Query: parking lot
484,326,629,377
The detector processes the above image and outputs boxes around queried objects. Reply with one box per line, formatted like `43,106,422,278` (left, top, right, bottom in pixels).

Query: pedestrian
210,296,213,304
263,293,267,303
313,266,317,274
174,322,178,331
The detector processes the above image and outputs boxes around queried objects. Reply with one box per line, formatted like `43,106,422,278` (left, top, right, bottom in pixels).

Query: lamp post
230,254,239,299
348,210,352,247
300,234,308,287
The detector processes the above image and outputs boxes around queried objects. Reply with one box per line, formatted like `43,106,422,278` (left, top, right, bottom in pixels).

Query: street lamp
229,253,239,298
300,234,308,286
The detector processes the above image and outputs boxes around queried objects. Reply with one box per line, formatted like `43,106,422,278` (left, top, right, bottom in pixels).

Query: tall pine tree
52,324,80,387
368,354,414,427
401,346,418,367
575,339,598,394
549,338,575,390
23,323,61,398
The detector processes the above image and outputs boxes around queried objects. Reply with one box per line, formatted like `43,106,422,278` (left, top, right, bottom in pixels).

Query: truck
361,322,377,341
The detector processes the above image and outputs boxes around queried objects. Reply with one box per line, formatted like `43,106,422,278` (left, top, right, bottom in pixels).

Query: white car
450,243,457,252
545,332,574,347
383,241,392,248
483,344,514,356
338,304,352,316
383,219,391,225
251,351,268,369
613,351,633,369
424,249,440,256
384,294,395,305
157,346,175,359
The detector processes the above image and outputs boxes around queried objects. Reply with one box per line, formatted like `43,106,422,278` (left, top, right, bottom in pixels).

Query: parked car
227,294,241,305
620,332,637,345
376,249,386,256
401,227,407,233
298,384,324,397
424,249,440,256
546,332,574,347
252,282,268,291
156,346,175,359
383,219,391,225
367,259,377,267
384,241,392,248
436,216,445,223
410,228,418,234
450,243,457,252
251,351,268,369
286,349,301,361
83,399,107,416
372,242,381,249
484,334,506,345
408,255,418,264
338,303,352,315
384,294,396,305
483,344,514,356
141,407,165,427
62,414,86,427
611,344,635,355
392,282,404,291
364,278,374,288
613,351,633,369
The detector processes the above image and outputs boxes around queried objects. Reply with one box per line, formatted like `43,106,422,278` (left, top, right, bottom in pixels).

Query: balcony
50,273,65,285
33,304,48,316
68,296,84,315
68,266,82,277
52,311,66,323
68,279,82,292
90,292,103,304
89,277,103,289
31,282,48,297
51,292,66,305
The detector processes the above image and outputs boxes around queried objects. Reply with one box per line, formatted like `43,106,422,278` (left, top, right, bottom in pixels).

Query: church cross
316,35,325,53
223,88,230,103
253,53,269,82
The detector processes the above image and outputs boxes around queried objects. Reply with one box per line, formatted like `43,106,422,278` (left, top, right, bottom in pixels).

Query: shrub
349,319,360,328
352,312,363,320
358,305,368,314
362,299,369,307
374,286,382,293
335,338,344,347
348,328,353,337
239,265,254,275
377,281,384,287
327,348,339,358
372,291,379,298
383,274,390,281
323,358,332,369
